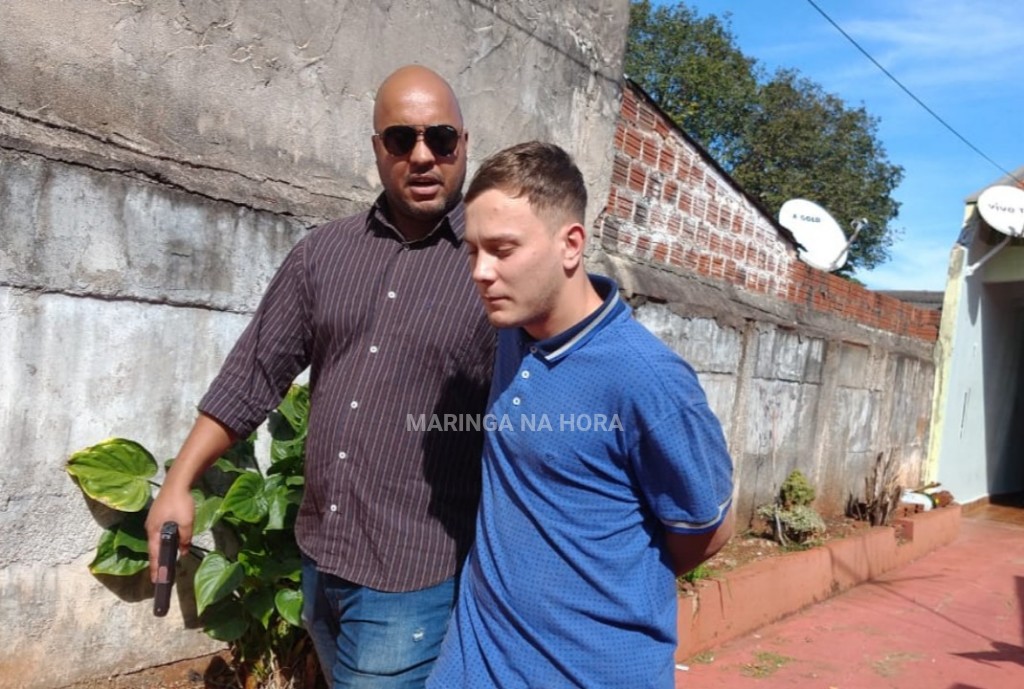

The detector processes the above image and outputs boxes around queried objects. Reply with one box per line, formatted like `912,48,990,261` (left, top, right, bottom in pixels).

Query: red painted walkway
675,513,1024,689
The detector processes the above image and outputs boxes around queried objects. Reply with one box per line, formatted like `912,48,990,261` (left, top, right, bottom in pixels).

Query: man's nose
471,253,495,283
408,136,435,165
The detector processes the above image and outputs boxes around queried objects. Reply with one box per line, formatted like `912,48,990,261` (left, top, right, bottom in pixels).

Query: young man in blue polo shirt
427,141,735,689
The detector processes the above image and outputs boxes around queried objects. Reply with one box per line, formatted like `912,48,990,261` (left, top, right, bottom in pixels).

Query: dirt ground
59,652,236,689
676,513,878,594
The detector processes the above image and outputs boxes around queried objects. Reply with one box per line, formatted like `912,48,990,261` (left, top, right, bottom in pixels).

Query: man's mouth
408,177,442,196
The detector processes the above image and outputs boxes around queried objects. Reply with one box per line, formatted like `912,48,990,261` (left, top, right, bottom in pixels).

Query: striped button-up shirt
199,197,495,591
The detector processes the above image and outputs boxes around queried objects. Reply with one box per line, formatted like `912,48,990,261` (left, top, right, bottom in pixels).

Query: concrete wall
0,1,630,686
931,209,1024,504
591,82,939,521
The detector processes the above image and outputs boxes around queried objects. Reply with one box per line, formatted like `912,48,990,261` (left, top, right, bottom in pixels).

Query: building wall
590,82,941,520
932,209,1024,503
0,2,630,686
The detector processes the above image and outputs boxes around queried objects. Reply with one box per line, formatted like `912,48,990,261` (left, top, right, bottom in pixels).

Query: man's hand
144,413,236,583
145,486,195,583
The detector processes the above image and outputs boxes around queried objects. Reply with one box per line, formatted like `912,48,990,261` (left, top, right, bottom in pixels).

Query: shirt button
529,346,538,354
338,451,347,459
369,345,379,354
350,401,359,409
512,396,521,406
330,504,338,512
387,290,397,299
521,371,530,379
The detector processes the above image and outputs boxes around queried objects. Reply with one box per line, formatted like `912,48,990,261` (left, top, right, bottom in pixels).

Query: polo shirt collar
525,274,626,363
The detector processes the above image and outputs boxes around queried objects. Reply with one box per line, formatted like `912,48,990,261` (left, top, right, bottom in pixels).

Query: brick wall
599,81,940,342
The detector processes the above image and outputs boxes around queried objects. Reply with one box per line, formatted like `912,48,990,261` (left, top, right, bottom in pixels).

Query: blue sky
665,0,1024,291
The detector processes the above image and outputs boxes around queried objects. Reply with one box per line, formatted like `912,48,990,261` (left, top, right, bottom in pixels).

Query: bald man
146,65,495,688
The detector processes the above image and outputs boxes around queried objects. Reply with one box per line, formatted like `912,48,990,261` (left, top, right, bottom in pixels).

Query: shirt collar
370,193,465,247
525,274,626,363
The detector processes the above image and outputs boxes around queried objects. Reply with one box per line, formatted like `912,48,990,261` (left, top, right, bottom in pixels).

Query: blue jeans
301,556,456,689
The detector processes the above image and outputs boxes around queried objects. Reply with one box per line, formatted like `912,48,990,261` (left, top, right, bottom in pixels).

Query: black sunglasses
375,125,462,157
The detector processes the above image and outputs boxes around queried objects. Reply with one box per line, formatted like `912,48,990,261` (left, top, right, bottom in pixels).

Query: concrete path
675,513,1024,689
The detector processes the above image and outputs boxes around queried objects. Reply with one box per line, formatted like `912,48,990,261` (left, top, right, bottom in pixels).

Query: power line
805,0,1020,183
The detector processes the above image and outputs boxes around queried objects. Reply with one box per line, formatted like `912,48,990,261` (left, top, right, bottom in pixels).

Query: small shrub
779,469,815,509
757,470,825,546
756,503,825,546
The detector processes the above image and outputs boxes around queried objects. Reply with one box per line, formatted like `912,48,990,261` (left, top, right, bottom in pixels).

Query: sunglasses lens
423,125,460,156
382,126,418,156
380,125,460,157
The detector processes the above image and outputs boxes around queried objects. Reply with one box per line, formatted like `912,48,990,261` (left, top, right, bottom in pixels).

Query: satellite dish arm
964,234,1012,277
826,218,867,272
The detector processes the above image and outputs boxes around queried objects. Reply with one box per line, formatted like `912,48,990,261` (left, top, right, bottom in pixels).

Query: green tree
626,0,903,273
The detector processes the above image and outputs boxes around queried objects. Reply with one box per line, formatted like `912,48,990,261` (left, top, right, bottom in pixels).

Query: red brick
669,244,685,267
638,103,658,131
621,90,638,124
698,254,712,276
659,148,677,174
641,139,658,167
624,129,642,158
664,178,679,206
611,155,629,187
653,241,669,264
678,190,693,215
628,165,646,193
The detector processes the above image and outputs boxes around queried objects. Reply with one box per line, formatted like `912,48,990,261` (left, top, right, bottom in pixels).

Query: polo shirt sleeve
632,398,734,535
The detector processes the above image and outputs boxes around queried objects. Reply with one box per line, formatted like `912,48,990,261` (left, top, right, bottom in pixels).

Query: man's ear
561,222,588,271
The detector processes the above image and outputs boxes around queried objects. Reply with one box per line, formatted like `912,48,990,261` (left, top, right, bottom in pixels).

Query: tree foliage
626,0,904,273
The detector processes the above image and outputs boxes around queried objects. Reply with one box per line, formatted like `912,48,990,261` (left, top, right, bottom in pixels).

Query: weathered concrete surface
0,1,630,686
0,0,627,227
0,287,248,683
598,253,935,522
0,150,306,311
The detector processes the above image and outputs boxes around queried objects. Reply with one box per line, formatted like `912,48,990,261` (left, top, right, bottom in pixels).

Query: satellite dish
977,185,1024,237
778,199,849,271
963,185,1024,277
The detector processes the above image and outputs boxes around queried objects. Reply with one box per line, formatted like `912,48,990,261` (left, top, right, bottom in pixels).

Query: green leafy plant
67,385,317,688
679,563,712,584
778,469,816,509
756,469,825,547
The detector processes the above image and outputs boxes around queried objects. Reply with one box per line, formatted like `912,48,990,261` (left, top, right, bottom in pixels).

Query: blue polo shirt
428,275,733,689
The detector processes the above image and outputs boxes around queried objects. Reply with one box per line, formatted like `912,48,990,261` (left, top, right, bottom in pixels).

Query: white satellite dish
963,184,1024,277
778,198,849,271
977,185,1024,237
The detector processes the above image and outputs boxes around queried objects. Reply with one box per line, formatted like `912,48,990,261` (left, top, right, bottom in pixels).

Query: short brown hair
465,141,587,225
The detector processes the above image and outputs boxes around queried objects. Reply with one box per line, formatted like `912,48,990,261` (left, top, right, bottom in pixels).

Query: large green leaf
244,588,277,629
275,589,303,627
219,472,268,523
67,438,157,512
191,490,223,535
261,475,294,531
112,511,149,555
90,528,150,573
201,597,249,642
194,552,244,615
276,385,311,436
